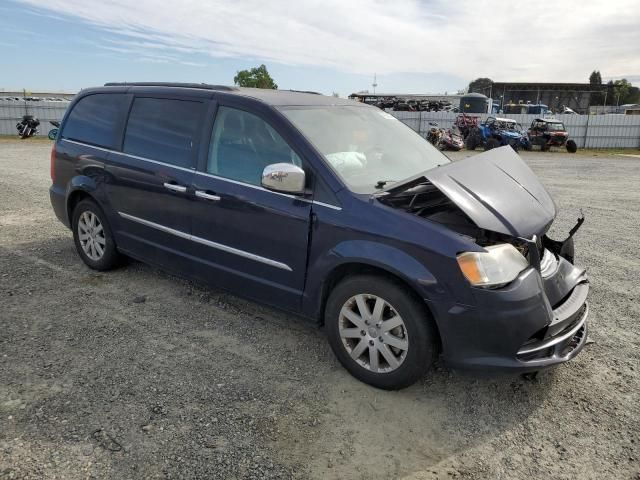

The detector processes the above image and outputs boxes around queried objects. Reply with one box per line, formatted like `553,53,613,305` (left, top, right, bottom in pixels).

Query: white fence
1,101,640,148
389,111,640,149
0,101,70,136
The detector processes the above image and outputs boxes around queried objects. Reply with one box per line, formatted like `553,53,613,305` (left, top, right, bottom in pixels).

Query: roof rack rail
286,89,321,95
103,82,239,91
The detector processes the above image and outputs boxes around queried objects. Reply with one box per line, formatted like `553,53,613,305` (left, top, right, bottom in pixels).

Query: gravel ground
1,139,638,480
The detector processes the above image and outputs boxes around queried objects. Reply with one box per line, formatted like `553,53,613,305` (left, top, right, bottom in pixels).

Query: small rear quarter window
62,93,129,149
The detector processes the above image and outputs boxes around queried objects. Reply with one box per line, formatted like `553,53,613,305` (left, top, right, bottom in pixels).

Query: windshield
548,122,565,131
279,105,449,194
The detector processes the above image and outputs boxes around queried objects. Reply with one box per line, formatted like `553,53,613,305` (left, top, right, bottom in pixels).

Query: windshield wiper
375,179,396,189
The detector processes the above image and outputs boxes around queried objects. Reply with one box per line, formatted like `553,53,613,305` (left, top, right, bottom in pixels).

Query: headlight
456,244,529,288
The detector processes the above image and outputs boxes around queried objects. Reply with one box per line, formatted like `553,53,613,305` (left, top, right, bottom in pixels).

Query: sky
1,0,639,96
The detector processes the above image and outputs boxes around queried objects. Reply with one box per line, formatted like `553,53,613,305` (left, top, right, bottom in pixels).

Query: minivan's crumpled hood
424,146,556,238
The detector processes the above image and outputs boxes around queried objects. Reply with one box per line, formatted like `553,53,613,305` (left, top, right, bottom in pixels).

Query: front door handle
164,182,187,193
195,190,221,201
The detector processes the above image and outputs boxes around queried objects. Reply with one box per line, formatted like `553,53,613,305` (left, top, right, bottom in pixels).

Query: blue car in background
466,116,532,151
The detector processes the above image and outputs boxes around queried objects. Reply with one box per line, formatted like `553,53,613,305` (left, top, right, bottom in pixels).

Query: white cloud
15,0,640,82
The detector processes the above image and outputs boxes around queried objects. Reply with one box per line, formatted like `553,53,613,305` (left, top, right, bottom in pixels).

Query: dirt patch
1,140,638,479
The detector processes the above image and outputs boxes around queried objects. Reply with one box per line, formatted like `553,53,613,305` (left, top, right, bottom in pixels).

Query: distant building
0,89,76,101
470,82,604,114
348,92,461,104
624,104,640,115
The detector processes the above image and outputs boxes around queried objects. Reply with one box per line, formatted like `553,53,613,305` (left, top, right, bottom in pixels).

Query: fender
303,239,451,320
65,170,114,225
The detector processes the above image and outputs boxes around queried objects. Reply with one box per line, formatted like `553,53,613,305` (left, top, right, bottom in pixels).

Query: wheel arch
65,173,104,225
66,188,96,225
314,261,443,352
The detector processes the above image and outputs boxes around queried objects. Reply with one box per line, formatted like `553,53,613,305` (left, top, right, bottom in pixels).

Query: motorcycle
427,122,464,151
16,115,40,139
48,121,61,140
436,126,464,151
426,122,442,145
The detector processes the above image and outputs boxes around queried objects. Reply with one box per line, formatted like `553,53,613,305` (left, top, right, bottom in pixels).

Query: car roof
93,82,362,107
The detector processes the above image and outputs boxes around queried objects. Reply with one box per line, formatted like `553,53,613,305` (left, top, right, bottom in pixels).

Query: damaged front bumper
516,280,588,366
432,220,590,373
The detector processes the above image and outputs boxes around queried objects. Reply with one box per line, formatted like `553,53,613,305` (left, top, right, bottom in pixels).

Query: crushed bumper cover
432,254,589,373
516,282,588,367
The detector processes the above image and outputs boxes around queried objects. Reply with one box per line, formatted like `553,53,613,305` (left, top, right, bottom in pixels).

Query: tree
610,79,640,106
589,70,603,104
605,80,614,106
589,70,602,86
627,85,640,105
233,64,277,89
613,79,631,106
467,78,493,96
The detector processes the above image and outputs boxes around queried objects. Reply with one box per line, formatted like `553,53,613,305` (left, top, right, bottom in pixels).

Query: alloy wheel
77,211,106,261
338,294,409,373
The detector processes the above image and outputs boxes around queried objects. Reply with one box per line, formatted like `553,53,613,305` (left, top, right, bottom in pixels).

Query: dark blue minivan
50,83,589,389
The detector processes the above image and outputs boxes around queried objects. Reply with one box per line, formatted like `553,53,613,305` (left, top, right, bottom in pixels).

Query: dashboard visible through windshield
279,105,449,194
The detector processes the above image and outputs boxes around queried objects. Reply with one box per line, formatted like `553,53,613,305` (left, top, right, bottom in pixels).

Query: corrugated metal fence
0,101,70,136
1,100,640,148
389,111,640,149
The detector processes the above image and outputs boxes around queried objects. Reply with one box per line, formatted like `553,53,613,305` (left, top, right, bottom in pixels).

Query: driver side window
207,106,302,186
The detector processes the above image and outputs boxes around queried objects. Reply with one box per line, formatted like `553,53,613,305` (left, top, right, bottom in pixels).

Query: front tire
566,139,577,153
72,199,120,271
484,138,501,150
325,275,438,390
539,138,550,151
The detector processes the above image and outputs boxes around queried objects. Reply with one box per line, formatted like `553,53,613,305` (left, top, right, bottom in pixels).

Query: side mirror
261,163,306,195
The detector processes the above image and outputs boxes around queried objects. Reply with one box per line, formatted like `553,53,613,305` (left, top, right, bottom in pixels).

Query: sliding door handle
164,182,187,193
195,190,221,201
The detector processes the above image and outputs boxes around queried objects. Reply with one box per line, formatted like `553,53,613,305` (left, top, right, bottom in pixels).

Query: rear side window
123,97,204,168
62,93,128,149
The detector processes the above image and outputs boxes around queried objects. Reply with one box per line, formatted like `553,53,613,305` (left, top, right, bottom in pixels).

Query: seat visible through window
208,106,302,186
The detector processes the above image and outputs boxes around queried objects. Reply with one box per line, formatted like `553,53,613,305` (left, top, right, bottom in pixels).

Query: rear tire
566,139,577,153
325,275,438,390
72,199,120,271
465,134,477,150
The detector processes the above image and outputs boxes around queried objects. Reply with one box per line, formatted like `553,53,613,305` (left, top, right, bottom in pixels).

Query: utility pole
372,73,377,95
23,88,28,116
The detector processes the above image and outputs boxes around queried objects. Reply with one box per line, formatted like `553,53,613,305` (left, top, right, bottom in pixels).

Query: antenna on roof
372,73,378,95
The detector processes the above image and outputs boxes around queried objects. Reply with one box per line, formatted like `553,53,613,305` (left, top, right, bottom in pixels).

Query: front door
189,105,312,311
106,96,205,268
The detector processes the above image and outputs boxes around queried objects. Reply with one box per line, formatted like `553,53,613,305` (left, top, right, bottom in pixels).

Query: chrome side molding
118,212,292,271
